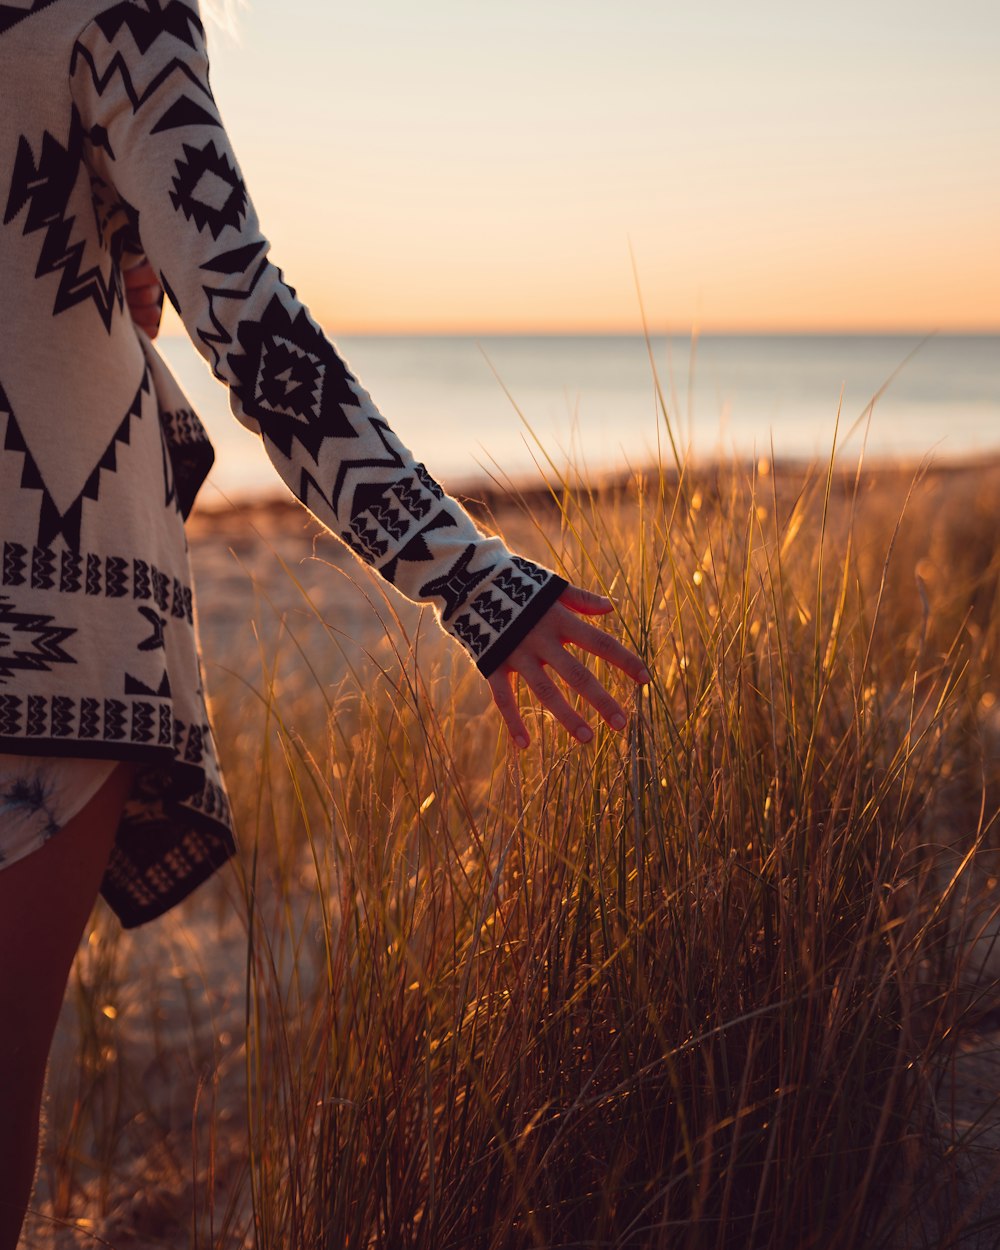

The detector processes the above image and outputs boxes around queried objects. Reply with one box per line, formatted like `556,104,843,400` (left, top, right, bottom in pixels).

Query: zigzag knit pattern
0,0,566,927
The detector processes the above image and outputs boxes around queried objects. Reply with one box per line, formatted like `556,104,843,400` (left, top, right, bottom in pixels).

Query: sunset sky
177,0,999,335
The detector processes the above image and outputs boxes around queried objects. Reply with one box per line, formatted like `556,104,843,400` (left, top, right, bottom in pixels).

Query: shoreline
188,451,1000,533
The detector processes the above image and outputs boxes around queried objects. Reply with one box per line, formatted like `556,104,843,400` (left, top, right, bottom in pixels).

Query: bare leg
0,764,133,1250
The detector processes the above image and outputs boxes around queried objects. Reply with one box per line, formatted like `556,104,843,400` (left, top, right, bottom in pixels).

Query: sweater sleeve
68,0,565,676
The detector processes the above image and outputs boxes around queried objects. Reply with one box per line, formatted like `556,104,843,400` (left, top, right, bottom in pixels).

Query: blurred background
160,0,1000,499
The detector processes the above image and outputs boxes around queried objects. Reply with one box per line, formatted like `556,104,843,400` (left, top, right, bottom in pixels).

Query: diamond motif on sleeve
229,295,361,459
253,336,325,422
169,140,247,240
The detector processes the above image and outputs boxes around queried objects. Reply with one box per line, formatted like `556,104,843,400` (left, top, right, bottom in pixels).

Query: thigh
0,762,134,1071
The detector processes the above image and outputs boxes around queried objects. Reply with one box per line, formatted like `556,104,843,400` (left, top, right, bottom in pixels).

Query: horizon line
161,324,1000,339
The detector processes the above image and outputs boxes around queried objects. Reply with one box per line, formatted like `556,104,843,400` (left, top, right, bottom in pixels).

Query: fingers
563,615,652,686
488,588,652,750
123,261,164,338
542,645,628,731
124,260,157,287
519,662,593,744
488,670,530,750
130,307,162,337
559,583,614,616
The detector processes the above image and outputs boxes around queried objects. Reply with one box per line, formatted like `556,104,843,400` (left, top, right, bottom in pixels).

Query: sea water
155,333,1000,504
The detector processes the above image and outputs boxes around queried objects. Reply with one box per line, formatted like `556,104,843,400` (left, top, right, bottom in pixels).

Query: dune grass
28,431,1000,1248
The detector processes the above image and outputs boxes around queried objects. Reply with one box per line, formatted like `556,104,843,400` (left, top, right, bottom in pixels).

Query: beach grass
24,432,1000,1248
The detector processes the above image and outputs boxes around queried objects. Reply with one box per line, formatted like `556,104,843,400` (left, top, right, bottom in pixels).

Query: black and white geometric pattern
0,0,63,38
169,139,247,239
0,0,565,928
151,91,221,135
1,372,149,550
0,594,76,682
158,404,215,517
228,294,360,457
2,538,191,604
3,108,127,332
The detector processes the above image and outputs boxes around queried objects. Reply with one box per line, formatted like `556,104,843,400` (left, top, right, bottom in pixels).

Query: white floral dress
0,754,118,869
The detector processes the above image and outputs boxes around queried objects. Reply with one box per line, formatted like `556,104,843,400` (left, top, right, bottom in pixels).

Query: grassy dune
24,446,1000,1249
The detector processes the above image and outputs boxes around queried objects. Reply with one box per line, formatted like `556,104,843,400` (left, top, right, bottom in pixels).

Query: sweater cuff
473,573,568,677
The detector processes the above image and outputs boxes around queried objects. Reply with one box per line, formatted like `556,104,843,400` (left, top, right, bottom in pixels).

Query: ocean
156,333,1000,505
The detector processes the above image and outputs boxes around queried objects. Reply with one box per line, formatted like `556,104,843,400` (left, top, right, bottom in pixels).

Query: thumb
560,583,614,616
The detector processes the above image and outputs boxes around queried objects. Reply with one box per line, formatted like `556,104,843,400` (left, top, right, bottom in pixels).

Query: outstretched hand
487,584,651,749
124,259,164,339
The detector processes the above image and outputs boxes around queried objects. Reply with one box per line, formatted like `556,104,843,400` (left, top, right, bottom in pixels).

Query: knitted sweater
0,0,566,926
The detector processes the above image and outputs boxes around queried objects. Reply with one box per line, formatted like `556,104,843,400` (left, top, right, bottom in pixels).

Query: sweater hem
0,737,179,764
110,816,237,930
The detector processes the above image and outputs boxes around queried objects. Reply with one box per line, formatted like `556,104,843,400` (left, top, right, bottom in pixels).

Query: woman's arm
87,2,647,743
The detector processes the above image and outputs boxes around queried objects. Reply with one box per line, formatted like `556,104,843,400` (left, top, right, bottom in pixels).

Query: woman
0,1,648,1241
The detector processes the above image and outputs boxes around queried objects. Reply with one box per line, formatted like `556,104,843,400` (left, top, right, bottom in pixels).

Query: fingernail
575,726,593,744
515,734,529,750
610,713,626,731
638,669,652,684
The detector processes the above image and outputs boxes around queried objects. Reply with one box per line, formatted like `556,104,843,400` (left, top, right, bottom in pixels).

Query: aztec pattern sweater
0,0,566,926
